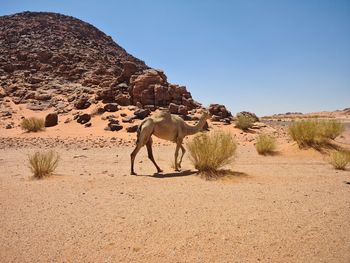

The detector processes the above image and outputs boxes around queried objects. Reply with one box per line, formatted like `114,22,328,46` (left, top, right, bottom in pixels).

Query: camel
130,110,210,175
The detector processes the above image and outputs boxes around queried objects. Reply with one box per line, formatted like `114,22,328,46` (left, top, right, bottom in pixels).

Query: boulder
35,93,52,101
74,96,91,109
115,93,131,106
236,111,259,122
109,124,123,131
77,113,91,124
45,113,58,127
144,105,156,111
107,119,123,131
122,116,136,123
104,103,119,112
169,103,179,114
96,88,118,102
126,124,138,133
154,84,170,106
116,61,139,83
178,105,188,116
93,107,105,115
130,69,167,105
209,104,232,118
134,108,151,119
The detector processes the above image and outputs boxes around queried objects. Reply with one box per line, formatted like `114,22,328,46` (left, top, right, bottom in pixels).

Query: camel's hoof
157,169,163,173
131,172,137,176
175,168,181,172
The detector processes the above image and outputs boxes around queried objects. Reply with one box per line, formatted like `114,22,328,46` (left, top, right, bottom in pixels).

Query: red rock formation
0,11,200,114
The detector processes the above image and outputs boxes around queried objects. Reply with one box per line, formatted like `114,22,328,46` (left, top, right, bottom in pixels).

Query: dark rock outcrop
0,11,201,115
209,104,233,123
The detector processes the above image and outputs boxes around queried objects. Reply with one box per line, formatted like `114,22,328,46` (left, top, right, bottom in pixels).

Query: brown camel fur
130,110,210,175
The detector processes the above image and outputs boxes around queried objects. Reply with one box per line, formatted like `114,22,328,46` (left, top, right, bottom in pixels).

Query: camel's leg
146,137,163,173
131,121,154,175
174,139,183,171
178,144,186,169
130,143,143,175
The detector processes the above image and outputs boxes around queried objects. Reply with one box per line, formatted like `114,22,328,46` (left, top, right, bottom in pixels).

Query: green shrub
235,115,254,131
288,120,344,147
21,117,45,132
328,150,350,170
28,150,59,179
186,131,237,179
256,134,276,155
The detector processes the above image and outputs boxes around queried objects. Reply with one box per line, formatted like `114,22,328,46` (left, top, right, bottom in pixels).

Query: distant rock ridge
0,11,200,113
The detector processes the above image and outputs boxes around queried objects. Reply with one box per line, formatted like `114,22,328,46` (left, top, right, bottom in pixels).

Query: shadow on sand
302,141,343,154
143,170,197,178
199,169,250,181
139,169,250,182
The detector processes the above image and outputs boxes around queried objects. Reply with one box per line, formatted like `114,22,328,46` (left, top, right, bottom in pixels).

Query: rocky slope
0,11,199,116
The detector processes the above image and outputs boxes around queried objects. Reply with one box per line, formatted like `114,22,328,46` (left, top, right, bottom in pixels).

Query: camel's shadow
144,170,197,178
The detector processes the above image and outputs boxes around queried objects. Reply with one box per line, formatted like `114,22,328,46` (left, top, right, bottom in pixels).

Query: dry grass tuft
21,117,45,132
28,150,59,179
256,134,276,155
328,150,350,170
235,115,254,131
321,120,346,139
187,131,237,179
288,120,344,148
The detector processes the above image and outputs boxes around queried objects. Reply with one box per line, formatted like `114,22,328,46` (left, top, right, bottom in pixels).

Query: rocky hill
0,11,199,115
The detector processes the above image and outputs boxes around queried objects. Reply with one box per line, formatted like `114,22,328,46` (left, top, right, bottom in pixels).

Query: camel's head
201,110,211,120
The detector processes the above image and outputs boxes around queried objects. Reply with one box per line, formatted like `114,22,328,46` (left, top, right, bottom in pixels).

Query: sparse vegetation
186,131,237,179
328,150,350,170
256,134,276,155
288,120,344,148
235,115,254,131
28,150,59,179
321,120,345,139
21,117,45,132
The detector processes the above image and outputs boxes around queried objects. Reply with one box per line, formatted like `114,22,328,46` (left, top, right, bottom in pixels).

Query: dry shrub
256,134,276,155
289,120,344,148
21,117,45,132
322,120,345,139
328,150,350,170
187,131,237,179
28,150,59,179
235,115,254,131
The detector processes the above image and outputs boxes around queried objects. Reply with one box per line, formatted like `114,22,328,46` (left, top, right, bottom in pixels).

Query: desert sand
1,116,350,263
1,10,349,263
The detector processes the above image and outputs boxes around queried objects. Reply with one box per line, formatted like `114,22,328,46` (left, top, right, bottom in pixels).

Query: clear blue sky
2,0,350,115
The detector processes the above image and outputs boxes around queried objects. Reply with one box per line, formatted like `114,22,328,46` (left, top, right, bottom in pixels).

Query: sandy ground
1,124,350,263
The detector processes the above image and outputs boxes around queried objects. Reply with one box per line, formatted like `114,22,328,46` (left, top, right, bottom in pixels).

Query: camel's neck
183,116,207,136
